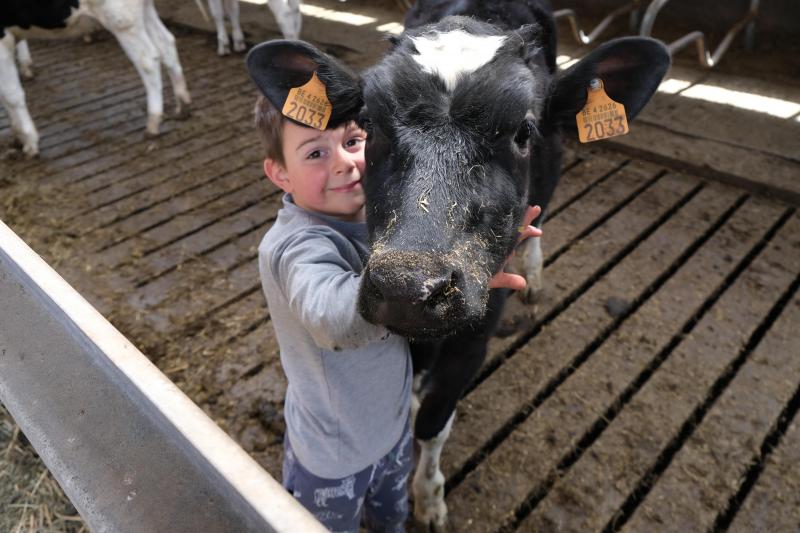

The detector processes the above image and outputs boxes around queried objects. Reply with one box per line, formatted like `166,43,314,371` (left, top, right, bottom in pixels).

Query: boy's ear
246,40,364,129
264,158,291,193
547,37,670,134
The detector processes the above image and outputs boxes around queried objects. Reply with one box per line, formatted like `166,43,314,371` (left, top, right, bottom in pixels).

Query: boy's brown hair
253,95,285,165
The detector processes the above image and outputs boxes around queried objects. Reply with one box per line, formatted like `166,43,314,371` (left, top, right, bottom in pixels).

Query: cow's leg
15,40,33,79
94,4,164,136
410,372,424,430
224,0,246,52
267,0,302,40
410,291,507,530
287,0,302,39
207,0,230,55
143,0,192,116
411,333,490,531
0,34,38,157
413,411,454,531
521,134,563,303
519,235,544,303
111,29,162,134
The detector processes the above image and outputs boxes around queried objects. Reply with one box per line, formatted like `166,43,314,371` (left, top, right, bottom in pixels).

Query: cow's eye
514,119,537,148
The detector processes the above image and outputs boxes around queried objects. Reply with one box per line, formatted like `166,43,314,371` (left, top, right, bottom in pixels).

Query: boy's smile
264,120,368,222
329,178,363,193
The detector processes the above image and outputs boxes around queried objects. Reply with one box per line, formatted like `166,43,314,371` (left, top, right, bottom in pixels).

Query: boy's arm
271,230,390,351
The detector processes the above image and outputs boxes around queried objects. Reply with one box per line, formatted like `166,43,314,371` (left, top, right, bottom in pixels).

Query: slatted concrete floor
1,29,799,532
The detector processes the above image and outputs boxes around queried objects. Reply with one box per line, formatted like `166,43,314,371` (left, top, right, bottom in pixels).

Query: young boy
249,48,541,532
254,91,415,532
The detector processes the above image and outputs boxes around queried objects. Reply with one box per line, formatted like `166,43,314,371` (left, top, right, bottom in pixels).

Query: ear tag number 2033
282,72,332,130
576,78,629,143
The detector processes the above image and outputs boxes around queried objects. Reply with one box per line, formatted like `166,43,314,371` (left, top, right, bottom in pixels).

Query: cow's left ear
547,37,670,134
245,40,363,128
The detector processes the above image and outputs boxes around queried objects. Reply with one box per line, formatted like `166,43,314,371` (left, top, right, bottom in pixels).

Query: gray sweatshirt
258,195,412,479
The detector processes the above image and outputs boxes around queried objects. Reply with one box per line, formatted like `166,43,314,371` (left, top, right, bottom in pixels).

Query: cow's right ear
245,40,363,129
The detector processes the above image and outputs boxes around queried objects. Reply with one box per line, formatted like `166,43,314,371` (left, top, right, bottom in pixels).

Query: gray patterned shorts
282,425,414,533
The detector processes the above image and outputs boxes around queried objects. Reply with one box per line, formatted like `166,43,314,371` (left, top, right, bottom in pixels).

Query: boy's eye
345,137,364,148
307,150,322,160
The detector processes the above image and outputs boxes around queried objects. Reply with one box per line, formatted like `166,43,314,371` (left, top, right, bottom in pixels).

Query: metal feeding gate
640,0,761,68
1,15,799,533
0,223,324,532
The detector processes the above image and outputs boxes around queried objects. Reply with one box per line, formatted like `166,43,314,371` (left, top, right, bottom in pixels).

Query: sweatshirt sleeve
269,228,391,351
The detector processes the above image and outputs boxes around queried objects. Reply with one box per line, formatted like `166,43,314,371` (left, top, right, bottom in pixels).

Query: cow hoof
2,145,36,160
413,510,450,533
11,137,39,159
20,66,34,79
146,114,161,137
413,519,451,533
414,498,448,533
23,144,38,159
519,285,543,305
233,39,247,53
174,102,192,120
217,41,230,56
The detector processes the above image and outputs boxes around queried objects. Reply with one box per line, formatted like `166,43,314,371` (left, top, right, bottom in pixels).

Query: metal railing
640,0,760,68
0,219,325,533
554,0,642,45
552,0,760,68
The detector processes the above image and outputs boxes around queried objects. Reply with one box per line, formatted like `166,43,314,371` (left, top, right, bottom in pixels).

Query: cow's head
247,17,669,339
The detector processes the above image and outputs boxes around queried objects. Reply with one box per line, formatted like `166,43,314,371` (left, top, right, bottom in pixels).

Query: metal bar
640,0,760,68
554,0,642,45
0,219,325,533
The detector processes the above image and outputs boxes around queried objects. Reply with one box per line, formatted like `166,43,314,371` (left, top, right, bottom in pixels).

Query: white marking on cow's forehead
410,30,507,91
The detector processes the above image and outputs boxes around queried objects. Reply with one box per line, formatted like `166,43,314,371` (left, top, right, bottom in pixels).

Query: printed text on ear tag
576,78,629,143
282,72,332,130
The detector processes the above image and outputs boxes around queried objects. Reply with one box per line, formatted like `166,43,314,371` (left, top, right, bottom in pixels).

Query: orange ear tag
576,78,629,143
282,72,333,130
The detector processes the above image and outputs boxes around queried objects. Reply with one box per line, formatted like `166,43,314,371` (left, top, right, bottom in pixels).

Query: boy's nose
333,146,357,174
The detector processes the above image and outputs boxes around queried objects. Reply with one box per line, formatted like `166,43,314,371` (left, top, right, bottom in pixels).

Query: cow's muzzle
358,250,466,337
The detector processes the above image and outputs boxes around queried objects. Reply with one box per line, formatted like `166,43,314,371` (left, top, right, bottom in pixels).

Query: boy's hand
488,205,543,291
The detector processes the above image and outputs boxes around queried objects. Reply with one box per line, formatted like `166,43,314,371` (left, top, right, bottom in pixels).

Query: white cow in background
1,0,192,158
207,0,302,55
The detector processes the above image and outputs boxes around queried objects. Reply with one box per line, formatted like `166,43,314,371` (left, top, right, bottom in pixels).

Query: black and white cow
247,0,669,528
0,0,191,157
207,0,301,55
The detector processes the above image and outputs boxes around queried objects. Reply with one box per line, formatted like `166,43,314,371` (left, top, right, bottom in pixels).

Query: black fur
0,0,79,38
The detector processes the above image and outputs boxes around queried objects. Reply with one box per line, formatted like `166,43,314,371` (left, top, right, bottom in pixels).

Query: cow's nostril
425,277,448,299
426,271,461,308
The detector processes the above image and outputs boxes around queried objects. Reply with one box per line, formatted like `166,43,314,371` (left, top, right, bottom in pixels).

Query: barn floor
2,4,800,532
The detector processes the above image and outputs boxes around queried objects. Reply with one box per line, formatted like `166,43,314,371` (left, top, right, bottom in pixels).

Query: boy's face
265,120,367,222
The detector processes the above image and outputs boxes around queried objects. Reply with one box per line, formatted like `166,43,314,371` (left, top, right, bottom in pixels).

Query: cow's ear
547,37,670,134
245,39,363,128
